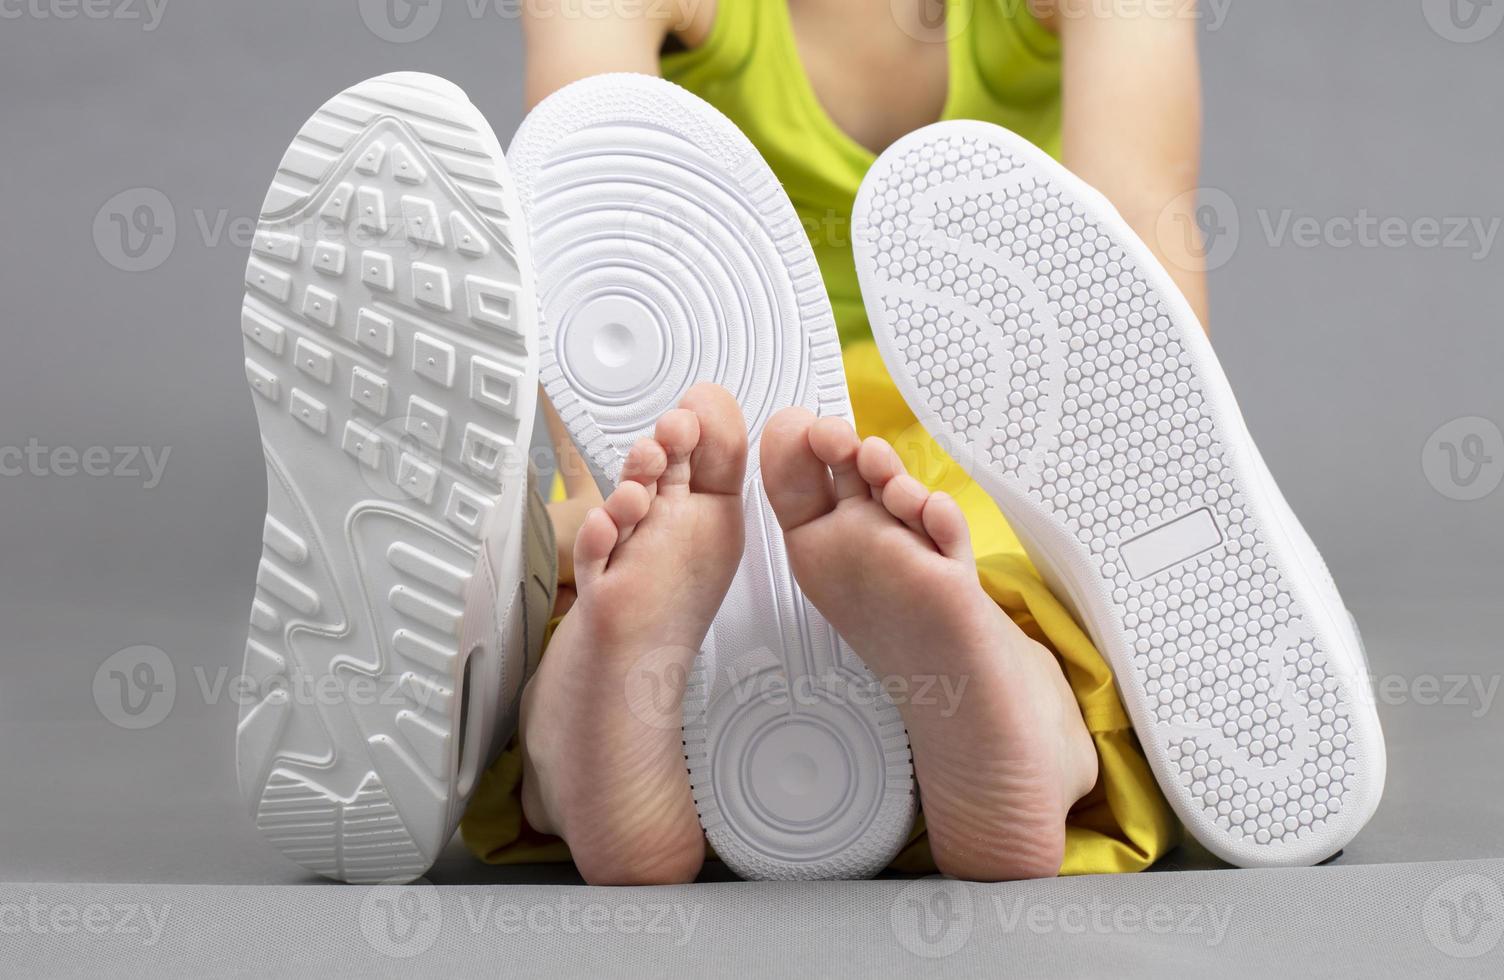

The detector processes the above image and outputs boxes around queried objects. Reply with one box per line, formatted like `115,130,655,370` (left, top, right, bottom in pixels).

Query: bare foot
518,384,747,885
761,410,1099,881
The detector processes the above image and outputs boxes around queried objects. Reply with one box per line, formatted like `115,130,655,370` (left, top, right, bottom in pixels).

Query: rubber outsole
509,74,915,880
852,122,1385,868
234,73,539,883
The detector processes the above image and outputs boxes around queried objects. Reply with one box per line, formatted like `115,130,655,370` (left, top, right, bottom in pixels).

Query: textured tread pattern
235,73,540,884
510,74,914,881
853,122,1384,868
254,771,428,884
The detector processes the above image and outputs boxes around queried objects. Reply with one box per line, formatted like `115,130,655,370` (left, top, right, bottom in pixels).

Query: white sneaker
852,121,1385,868
508,74,916,880
234,73,553,883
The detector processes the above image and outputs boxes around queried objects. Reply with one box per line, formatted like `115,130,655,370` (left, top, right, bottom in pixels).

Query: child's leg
762,410,1099,882
517,384,747,886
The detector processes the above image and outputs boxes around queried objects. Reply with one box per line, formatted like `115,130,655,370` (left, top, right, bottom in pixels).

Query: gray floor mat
6,858,1503,978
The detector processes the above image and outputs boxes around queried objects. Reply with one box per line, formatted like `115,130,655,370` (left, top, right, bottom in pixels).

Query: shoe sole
853,121,1385,868
509,74,915,880
235,73,539,883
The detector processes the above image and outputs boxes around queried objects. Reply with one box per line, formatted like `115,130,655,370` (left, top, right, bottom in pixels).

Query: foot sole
510,74,915,880
235,73,539,883
853,122,1385,868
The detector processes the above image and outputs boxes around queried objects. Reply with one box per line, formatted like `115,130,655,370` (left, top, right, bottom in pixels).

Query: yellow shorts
461,341,1179,875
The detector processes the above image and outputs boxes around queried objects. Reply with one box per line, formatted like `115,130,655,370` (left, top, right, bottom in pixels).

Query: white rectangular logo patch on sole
1119,507,1224,581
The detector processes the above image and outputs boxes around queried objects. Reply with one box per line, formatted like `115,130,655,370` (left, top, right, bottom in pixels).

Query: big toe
679,383,748,495
761,407,837,532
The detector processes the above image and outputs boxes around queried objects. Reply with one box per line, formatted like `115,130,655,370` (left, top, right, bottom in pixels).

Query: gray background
0,0,1500,891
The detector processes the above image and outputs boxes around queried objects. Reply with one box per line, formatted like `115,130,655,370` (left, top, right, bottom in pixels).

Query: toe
653,408,701,491
620,436,668,489
856,436,908,494
573,507,619,589
921,491,974,564
761,407,837,531
808,417,867,500
680,383,749,495
603,481,652,547
880,473,931,534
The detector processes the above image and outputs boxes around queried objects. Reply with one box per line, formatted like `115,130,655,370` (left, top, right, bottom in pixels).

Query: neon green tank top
662,0,1063,347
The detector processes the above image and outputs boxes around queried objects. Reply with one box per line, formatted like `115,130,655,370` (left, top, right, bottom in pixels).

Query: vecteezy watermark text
92,644,448,731
1259,210,1499,261
0,896,171,947
890,878,1234,959
993,894,1234,944
0,439,171,489
624,648,972,732
894,0,1232,45
357,0,696,43
1158,190,1502,272
360,884,702,959
94,187,431,274
1368,672,1502,719
0,0,168,30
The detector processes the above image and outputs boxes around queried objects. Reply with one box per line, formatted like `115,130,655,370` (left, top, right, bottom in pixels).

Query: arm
519,2,711,597
1037,0,1209,329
